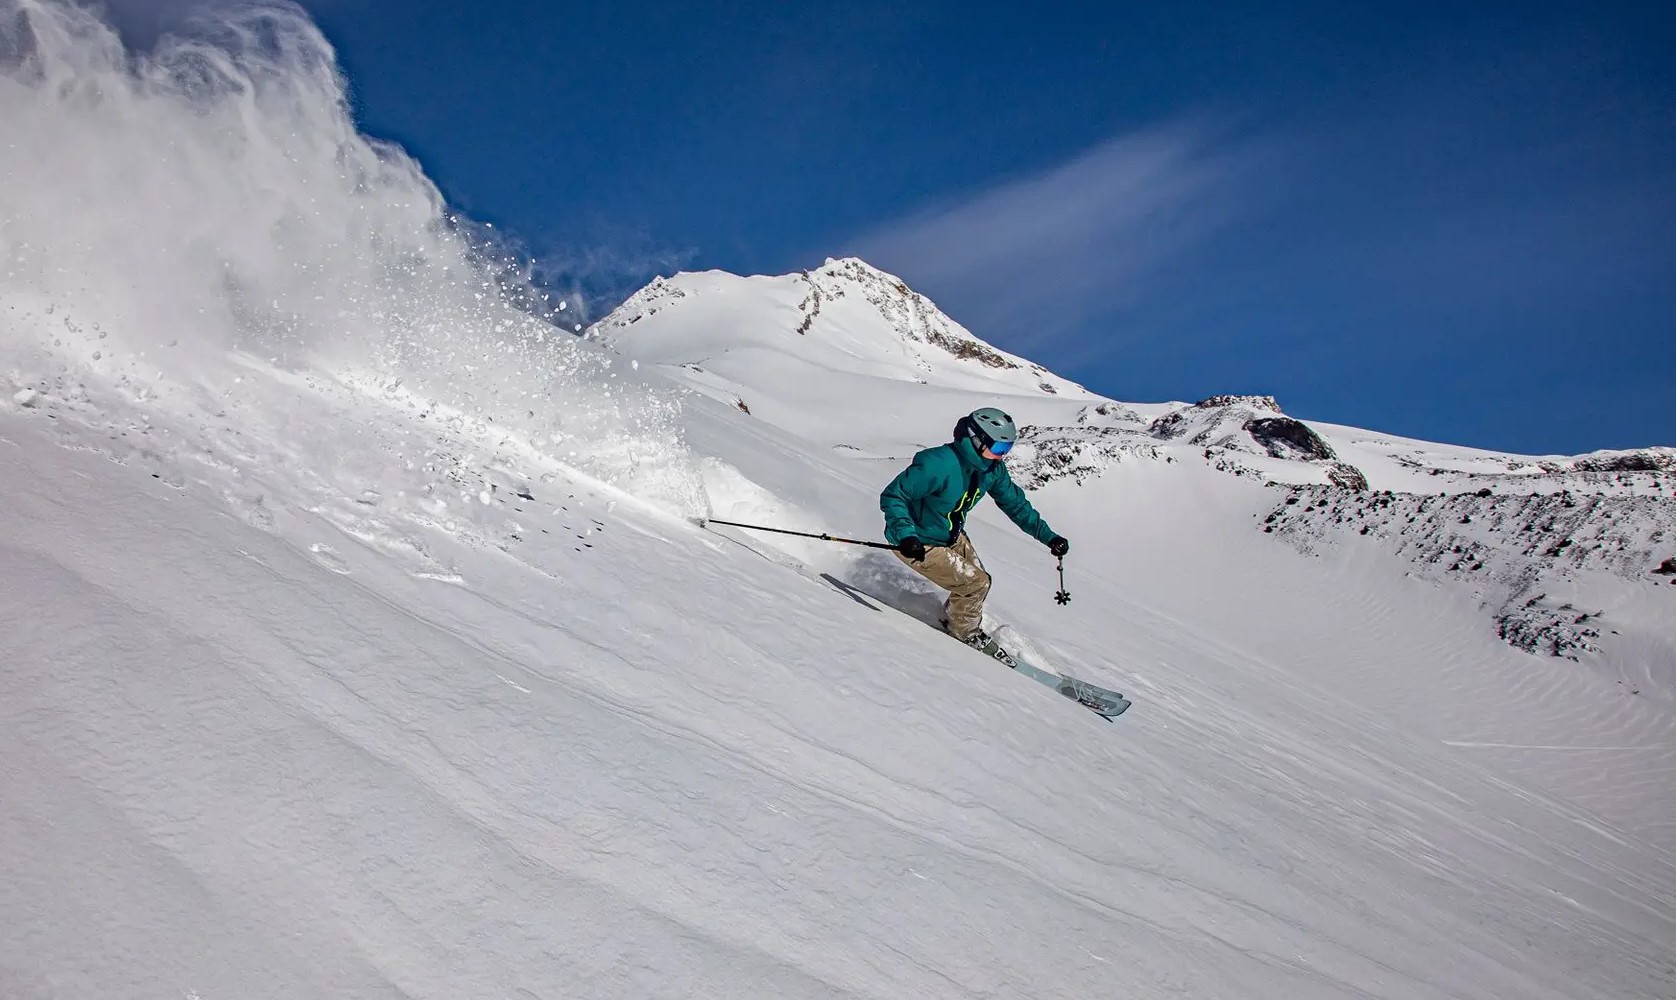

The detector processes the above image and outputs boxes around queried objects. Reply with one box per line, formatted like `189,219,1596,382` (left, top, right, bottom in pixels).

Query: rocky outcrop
923,327,1018,369
587,276,686,338
1010,425,1164,490
1265,485,1676,658
1148,395,1366,486
1326,463,1369,491
1567,450,1676,473
1497,595,1605,658
1246,417,1336,461
813,258,1027,370
1203,393,1281,410
794,277,823,335
1077,401,1145,426
1149,395,1282,442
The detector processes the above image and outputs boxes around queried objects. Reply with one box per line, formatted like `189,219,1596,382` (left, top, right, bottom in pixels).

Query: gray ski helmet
956,406,1017,448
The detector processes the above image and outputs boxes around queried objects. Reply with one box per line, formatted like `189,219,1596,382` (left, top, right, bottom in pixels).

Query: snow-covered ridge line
600,261,1673,482
1530,447,1676,474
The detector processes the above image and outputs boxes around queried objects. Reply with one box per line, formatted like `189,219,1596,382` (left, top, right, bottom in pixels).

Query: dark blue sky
124,0,1674,454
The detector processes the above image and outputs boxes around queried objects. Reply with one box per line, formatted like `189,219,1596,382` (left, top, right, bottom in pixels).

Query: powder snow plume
0,0,701,512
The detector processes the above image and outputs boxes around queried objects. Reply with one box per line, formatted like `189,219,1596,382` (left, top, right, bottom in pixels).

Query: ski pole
1054,555,1071,605
702,517,904,551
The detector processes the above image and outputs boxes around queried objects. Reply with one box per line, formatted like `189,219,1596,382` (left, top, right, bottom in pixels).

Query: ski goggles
986,439,1014,456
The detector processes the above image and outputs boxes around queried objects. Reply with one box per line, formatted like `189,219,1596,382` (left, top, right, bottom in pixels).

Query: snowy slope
4,2,1676,998
8,387,1676,998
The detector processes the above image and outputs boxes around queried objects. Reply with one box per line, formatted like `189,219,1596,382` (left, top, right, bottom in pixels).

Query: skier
880,407,1070,656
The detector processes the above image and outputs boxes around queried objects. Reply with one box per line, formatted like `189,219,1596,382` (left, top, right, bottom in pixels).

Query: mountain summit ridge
592,259,1672,475
591,256,1087,398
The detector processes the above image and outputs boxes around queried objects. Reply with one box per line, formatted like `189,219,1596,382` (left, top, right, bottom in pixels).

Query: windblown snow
3,2,1674,998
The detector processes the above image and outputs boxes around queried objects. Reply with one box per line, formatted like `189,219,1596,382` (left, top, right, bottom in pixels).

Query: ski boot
941,619,1017,668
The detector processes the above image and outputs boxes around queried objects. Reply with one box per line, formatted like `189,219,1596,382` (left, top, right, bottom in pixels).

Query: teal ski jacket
880,437,1056,548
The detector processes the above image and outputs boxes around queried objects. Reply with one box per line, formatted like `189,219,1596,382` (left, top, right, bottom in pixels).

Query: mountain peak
811,255,903,284
1194,394,1284,413
589,259,1088,401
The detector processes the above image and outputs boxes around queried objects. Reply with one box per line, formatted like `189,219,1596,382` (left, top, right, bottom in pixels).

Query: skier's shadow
819,573,883,612
823,551,948,627
707,523,939,623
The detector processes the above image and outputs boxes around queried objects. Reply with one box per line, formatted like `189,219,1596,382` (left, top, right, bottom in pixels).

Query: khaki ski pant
895,533,991,640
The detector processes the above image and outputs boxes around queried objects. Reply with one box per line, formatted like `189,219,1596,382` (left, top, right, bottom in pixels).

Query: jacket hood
951,436,992,473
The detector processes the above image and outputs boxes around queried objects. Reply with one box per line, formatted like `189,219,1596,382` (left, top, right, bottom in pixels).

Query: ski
946,620,1131,720
1012,654,1131,720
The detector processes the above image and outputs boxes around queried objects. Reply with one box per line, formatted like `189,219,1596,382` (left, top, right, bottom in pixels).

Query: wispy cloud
528,235,698,325
841,119,1272,354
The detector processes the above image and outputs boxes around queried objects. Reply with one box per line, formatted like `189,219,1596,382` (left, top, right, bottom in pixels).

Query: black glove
1048,536,1070,557
898,537,927,561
